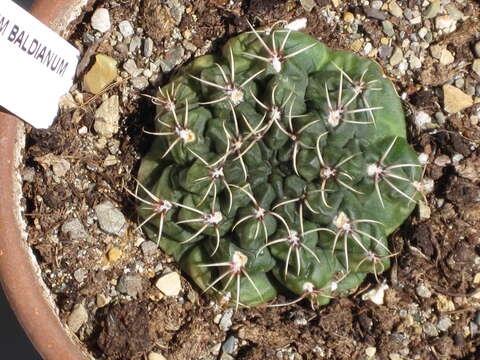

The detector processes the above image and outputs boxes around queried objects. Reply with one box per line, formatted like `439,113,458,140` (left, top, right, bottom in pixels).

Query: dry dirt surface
21,0,480,359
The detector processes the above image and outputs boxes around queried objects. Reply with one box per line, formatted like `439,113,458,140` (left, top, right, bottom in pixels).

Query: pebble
148,352,167,360
365,347,376,357
443,84,473,113
434,111,446,124
103,154,118,167
220,354,234,360
379,45,393,58
107,247,122,262
474,41,480,58
424,0,440,19
23,167,36,183
61,218,88,240
74,268,87,283
415,111,431,129
94,95,120,138
362,281,388,305
118,20,134,38
91,8,111,33
434,155,451,167
390,47,403,66
435,15,456,32
117,274,143,297
67,303,88,333
472,59,480,76
219,309,234,331
96,293,111,308
155,272,182,296
445,4,464,21
222,335,238,355
437,317,453,331
423,322,439,337
418,201,431,220
389,354,401,360
416,283,432,298
159,46,185,72
409,55,421,69
141,241,158,258
129,35,142,53
350,39,364,53
388,1,403,18
123,59,142,77
343,11,354,23
131,76,149,90
430,45,455,65
382,20,395,37
300,0,315,12
364,7,387,20
144,37,154,57
94,201,126,235
470,321,479,336
83,54,118,94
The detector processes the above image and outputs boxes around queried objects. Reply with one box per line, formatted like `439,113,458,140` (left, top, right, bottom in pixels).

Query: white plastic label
0,1,79,128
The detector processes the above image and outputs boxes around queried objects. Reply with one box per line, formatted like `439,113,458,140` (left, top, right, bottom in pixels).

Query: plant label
0,0,79,128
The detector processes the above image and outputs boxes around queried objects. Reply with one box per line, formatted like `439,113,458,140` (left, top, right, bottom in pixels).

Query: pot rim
0,1,91,359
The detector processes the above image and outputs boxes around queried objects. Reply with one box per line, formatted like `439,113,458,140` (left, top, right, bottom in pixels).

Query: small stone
103,154,118,167
94,95,120,138
434,154,451,167
379,45,393,58
61,218,88,240
474,41,480,58
382,20,395,37
389,354,401,360
416,283,432,298
362,281,388,305
219,309,234,331
439,49,455,66
388,1,403,18
300,0,315,12
155,272,182,296
443,85,473,114
52,158,70,177
117,274,143,297
74,268,87,283
107,247,122,262
390,47,403,66
147,352,167,360
118,20,134,37
23,167,35,183
435,15,456,32
67,303,88,333
365,347,376,357
343,11,354,23
285,18,307,31
454,78,465,89
424,0,440,19
423,322,439,337
418,201,431,220
437,317,453,331
472,59,480,76
129,35,142,53
222,335,238,354
415,111,431,129
470,321,479,336
159,46,185,72
364,7,387,20
141,241,158,258
83,54,118,94
58,93,77,110
220,354,234,360
94,201,126,235
434,111,446,124
123,59,142,77
96,293,111,308
91,8,111,33
350,39,364,53
409,55,421,69
131,76,149,90
144,37,154,57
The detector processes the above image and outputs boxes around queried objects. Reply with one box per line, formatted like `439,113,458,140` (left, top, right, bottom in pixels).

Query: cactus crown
134,23,423,309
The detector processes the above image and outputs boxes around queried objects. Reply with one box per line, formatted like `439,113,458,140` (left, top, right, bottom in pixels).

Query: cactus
133,23,423,309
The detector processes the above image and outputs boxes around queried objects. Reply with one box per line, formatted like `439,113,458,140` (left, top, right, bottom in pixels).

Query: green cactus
133,22,423,309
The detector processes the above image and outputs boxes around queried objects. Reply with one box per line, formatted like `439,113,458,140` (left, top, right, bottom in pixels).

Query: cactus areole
135,24,422,309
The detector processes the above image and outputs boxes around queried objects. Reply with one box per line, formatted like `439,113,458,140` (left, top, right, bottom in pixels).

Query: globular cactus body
135,23,422,308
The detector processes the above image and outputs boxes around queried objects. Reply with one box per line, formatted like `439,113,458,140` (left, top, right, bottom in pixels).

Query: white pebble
91,8,111,33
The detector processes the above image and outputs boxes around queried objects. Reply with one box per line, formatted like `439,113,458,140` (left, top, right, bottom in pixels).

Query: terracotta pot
0,1,91,359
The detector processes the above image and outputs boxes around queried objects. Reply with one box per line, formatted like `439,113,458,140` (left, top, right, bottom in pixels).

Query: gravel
61,218,88,240
141,241,158,258
94,201,126,235
219,309,234,331
91,8,111,33
144,37,154,57
118,20,135,37
364,7,387,20
415,283,432,298
94,95,120,138
67,303,88,333
117,273,143,297
222,335,238,355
